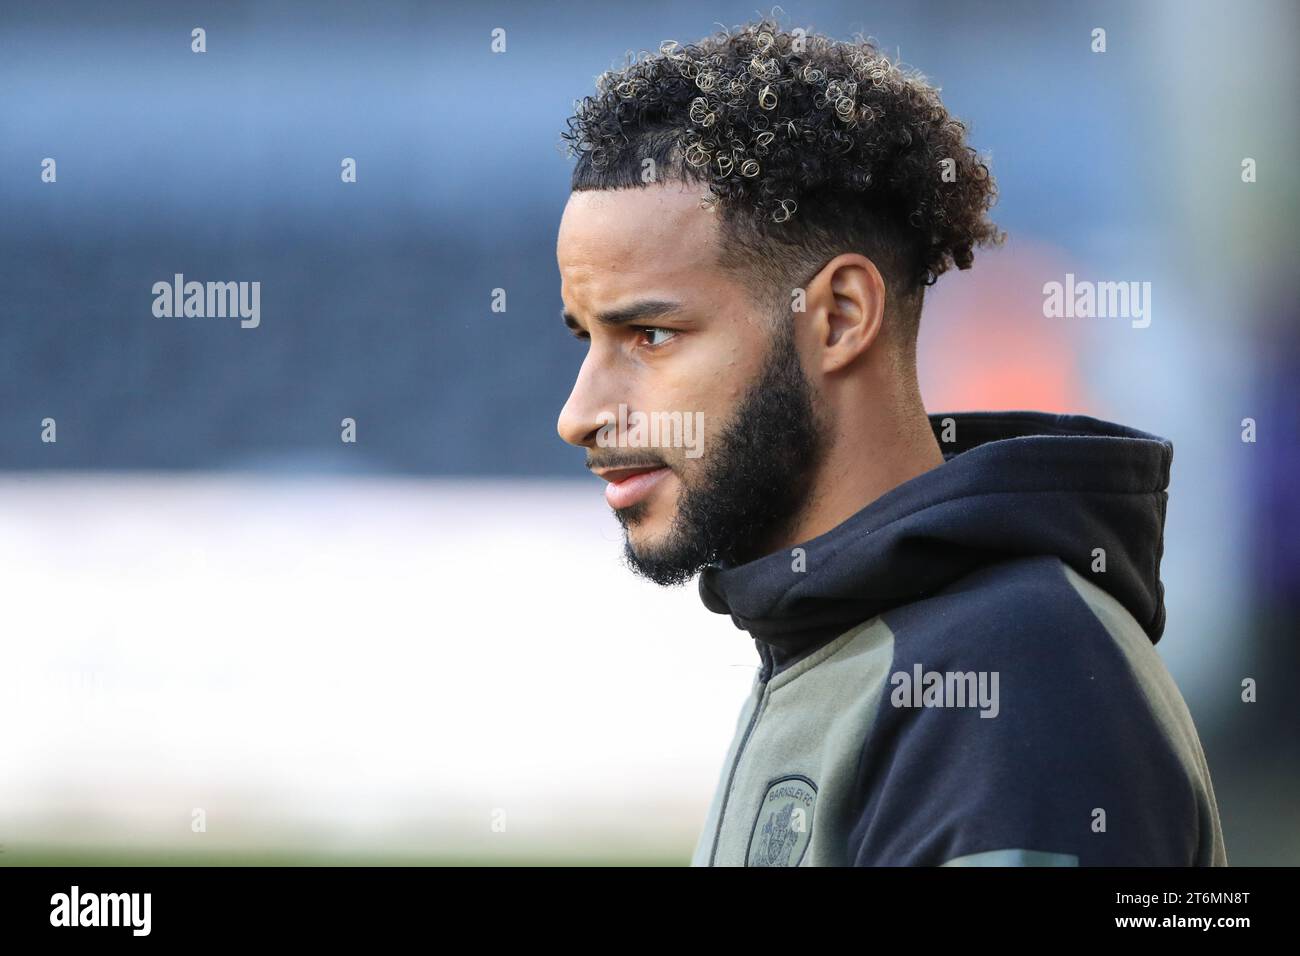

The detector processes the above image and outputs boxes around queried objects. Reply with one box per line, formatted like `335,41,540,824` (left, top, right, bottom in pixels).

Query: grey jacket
690,412,1227,867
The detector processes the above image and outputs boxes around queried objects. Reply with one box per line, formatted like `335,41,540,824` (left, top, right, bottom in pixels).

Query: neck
766,386,945,554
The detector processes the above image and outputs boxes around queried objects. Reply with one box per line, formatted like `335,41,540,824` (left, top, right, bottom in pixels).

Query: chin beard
615,321,824,587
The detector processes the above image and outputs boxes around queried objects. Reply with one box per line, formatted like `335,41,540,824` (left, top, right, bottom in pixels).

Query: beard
615,319,825,586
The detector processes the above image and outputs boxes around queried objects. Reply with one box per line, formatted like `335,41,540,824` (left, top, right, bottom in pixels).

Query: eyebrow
562,299,684,335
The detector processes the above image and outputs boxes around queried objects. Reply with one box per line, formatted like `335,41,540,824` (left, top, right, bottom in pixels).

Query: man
554,19,1226,866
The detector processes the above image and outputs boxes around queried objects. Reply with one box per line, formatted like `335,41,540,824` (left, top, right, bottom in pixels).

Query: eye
637,327,677,348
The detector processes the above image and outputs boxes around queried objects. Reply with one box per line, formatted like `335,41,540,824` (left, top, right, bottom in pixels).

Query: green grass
0,845,687,867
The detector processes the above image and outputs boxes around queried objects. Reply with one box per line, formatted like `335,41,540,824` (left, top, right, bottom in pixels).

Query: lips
601,466,671,510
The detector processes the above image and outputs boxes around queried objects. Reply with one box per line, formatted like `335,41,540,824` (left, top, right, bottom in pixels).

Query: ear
806,253,886,373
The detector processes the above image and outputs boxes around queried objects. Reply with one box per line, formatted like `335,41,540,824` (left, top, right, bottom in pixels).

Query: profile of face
556,181,826,585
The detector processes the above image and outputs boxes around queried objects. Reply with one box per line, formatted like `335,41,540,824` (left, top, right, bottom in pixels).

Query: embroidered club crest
746,774,817,867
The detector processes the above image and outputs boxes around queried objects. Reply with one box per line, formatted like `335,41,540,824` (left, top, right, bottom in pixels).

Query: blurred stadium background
0,0,1296,864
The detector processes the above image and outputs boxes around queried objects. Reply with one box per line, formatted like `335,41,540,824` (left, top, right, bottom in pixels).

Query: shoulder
850,556,1209,865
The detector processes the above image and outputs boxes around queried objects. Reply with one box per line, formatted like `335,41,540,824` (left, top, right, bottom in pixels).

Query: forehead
556,183,722,299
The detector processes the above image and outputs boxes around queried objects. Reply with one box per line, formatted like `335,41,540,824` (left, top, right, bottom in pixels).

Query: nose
556,351,615,449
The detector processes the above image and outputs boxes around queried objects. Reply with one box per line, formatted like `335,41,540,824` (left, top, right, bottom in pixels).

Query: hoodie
689,410,1227,866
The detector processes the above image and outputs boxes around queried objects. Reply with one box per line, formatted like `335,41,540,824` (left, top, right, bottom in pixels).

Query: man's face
556,181,824,584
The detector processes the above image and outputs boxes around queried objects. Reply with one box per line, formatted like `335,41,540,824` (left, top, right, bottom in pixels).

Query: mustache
585,452,670,473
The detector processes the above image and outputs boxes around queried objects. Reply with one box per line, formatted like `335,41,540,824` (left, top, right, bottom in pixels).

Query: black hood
698,411,1172,668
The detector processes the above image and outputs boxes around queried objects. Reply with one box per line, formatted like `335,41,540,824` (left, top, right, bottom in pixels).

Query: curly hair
561,16,1003,342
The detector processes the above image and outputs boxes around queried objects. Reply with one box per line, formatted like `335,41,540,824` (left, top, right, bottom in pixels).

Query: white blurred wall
0,475,755,861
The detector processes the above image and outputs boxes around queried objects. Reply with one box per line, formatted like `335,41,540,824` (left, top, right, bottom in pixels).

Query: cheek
649,331,761,463
668,339,755,408
655,387,741,471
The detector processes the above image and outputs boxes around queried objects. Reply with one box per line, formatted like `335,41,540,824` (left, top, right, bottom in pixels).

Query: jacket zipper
707,642,774,865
